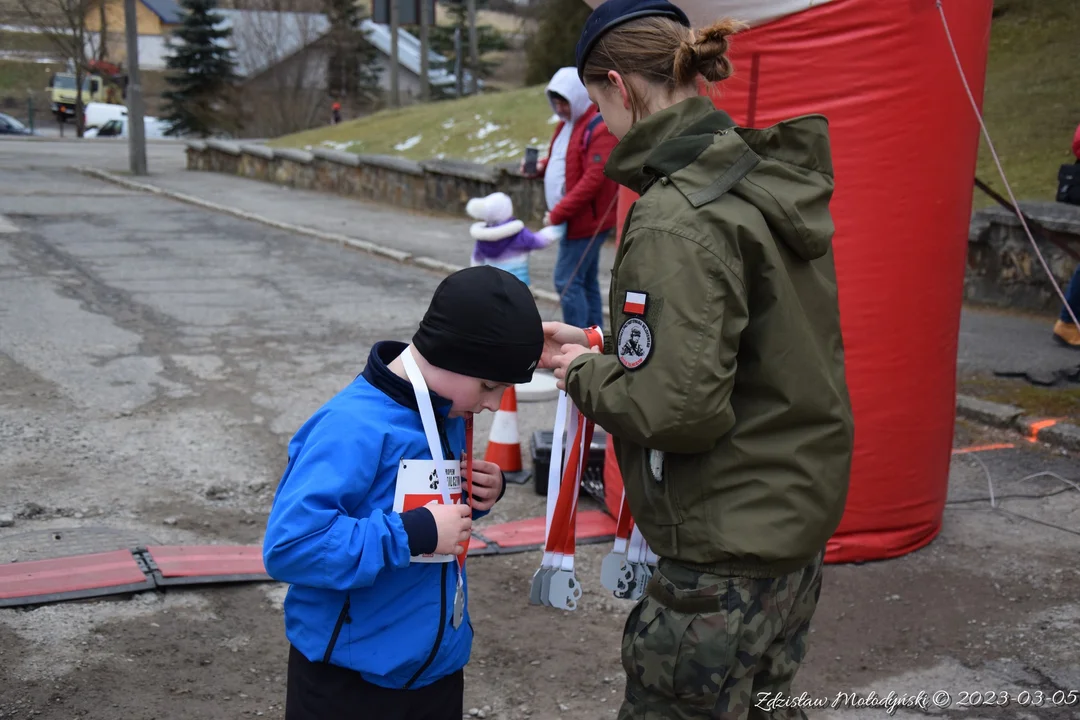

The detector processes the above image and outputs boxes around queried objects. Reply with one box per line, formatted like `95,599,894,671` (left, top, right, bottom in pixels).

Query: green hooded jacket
565,95,854,578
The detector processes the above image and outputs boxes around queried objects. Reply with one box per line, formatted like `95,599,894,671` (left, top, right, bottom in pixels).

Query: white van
93,116,171,139
83,102,128,133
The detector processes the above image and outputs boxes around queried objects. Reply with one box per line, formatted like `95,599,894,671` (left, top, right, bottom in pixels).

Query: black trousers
286,645,464,720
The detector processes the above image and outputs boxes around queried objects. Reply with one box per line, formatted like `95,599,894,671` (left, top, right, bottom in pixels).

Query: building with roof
215,10,477,99
84,0,183,69
83,4,476,106
213,9,480,136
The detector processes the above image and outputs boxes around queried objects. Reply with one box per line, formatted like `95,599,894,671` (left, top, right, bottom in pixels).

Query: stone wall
966,202,1080,314
185,140,547,224
187,141,1080,315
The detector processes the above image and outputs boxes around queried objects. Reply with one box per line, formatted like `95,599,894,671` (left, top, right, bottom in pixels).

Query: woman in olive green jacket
543,1,855,718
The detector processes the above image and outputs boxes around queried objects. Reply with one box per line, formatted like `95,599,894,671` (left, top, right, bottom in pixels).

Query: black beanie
412,266,544,385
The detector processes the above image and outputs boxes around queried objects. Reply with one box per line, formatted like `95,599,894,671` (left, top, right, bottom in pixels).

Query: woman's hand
540,322,588,369
464,459,503,512
552,344,600,390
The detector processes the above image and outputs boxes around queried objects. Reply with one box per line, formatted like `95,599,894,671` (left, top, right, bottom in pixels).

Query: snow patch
394,134,423,151
474,122,502,140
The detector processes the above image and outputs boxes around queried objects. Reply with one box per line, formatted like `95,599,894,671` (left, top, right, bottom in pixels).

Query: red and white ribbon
531,390,593,611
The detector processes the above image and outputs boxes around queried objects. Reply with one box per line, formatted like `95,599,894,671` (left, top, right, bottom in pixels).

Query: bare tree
229,0,334,136
14,0,101,136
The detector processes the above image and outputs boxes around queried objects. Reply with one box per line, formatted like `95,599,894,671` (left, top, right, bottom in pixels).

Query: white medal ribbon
400,347,466,627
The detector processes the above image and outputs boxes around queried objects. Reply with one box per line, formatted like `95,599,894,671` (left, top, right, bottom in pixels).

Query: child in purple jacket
467,192,559,287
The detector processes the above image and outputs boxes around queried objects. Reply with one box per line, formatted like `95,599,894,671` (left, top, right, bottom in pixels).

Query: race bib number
393,459,462,563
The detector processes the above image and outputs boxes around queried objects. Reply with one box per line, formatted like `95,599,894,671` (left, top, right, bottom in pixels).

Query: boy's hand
427,501,473,555
465,459,503,512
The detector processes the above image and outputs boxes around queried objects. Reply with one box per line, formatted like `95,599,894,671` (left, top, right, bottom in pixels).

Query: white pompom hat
465,191,514,225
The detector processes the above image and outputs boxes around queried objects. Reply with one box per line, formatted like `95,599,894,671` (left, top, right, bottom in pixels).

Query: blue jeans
1061,265,1080,322
554,230,607,330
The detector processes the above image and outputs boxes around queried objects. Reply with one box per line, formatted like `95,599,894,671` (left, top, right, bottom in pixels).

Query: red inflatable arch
586,0,994,563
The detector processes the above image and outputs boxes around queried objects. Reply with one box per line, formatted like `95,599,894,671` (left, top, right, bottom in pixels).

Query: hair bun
691,19,742,83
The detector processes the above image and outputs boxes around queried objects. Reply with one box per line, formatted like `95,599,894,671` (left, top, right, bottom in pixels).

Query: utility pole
389,0,400,107
419,0,429,101
99,1,109,62
124,0,147,175
467,0,478,95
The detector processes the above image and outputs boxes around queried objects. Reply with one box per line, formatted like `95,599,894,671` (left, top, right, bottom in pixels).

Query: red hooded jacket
541,105,620,240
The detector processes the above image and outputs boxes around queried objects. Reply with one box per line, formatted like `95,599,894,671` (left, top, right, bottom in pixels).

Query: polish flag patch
623,291,647,316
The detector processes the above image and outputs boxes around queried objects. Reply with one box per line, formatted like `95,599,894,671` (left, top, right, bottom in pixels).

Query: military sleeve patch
617,317,652,370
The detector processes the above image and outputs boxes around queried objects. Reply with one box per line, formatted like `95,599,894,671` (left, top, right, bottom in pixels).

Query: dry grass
959,374,1080,422
973,0,1079,206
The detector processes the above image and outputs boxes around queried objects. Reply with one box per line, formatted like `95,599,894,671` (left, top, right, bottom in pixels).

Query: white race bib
393,458,461,563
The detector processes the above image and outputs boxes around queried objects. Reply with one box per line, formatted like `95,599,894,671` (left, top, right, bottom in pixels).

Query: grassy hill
270,0,1078,204
269,85,556,166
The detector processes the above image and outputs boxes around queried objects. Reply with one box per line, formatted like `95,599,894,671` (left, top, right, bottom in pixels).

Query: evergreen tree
324,0,382,107
428,0,509,95
161,0,240,138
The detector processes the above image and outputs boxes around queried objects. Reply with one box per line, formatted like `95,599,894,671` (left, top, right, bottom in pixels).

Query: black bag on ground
1057,162,1080,206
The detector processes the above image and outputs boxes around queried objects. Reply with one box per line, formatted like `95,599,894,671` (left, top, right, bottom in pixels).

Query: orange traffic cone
485,387,530,484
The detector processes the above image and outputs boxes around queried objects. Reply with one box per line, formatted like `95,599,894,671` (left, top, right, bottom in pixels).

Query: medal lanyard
543,397,585,562
535,391,593,610
614,490,634,554
543,392,569,567
400,348,471,570
560,415,593,567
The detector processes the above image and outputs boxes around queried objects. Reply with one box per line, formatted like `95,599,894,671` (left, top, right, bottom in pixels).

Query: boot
1053,319,1080,348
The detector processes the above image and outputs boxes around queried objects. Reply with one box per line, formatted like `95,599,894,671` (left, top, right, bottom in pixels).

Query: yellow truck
46,71,120,122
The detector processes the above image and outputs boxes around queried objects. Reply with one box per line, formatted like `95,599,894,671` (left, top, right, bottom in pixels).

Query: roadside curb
956,394,1080,451
76,166,581,313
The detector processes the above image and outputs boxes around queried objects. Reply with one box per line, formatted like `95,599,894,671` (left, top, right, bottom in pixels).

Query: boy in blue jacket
263,266,544,720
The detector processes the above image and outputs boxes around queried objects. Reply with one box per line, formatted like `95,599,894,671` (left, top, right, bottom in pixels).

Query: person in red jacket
1052,121,1080,347
536,67,620,330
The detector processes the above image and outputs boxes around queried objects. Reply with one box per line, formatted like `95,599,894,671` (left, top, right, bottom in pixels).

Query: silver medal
452,577,465,628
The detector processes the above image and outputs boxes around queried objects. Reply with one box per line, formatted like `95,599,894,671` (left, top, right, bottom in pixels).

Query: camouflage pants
617,552,824,720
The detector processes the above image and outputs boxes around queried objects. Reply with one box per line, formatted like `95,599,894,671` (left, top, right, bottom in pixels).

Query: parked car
0,112,34,136
91,116,170,139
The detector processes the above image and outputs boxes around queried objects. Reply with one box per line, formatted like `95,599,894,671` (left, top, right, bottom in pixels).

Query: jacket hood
607,96,836,261
546,67,593,123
